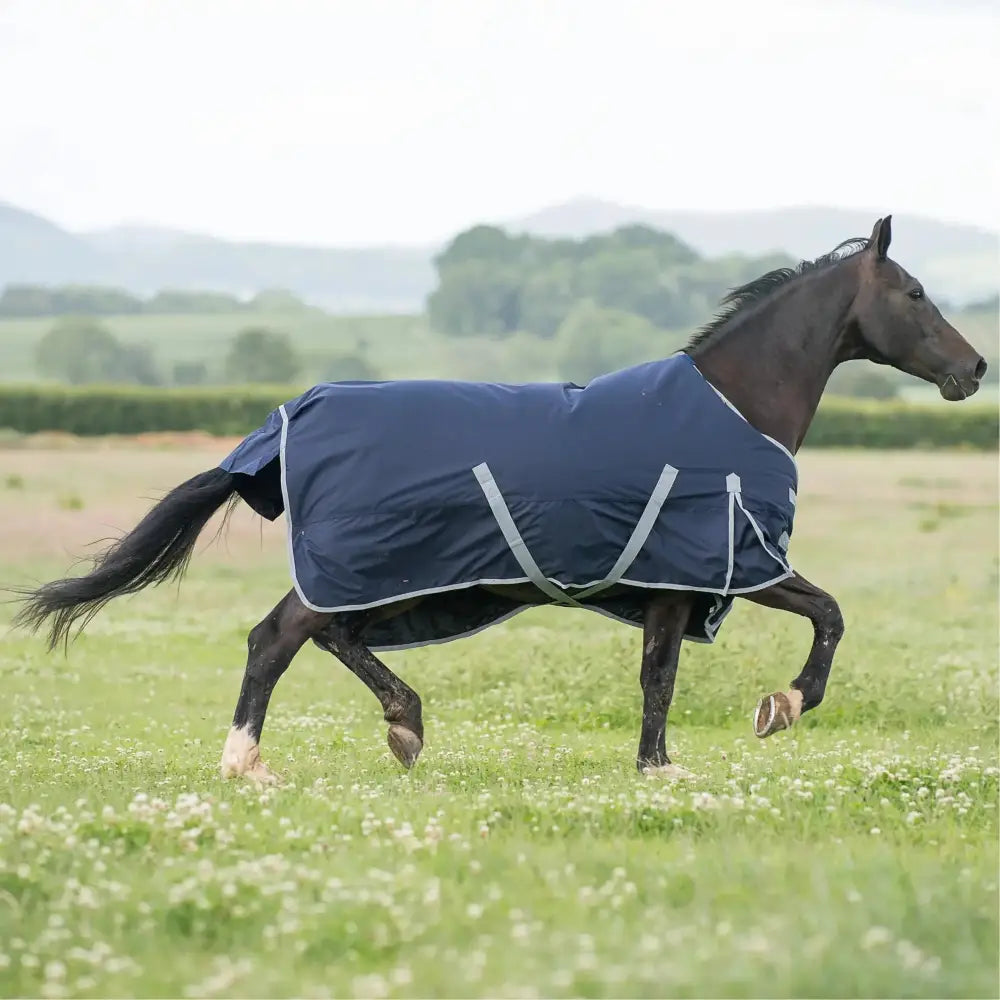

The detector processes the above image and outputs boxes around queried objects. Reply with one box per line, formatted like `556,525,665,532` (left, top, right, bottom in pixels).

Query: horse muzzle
939,357,987,401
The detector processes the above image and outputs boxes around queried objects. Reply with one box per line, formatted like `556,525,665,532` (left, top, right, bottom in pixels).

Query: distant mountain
1,199,995,312
507,199,999,305
80,223,435,312
0,202,109,285
0,205,434,313
83,224,211,253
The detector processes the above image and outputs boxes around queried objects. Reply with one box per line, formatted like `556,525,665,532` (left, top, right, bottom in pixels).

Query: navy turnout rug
220,353,798,649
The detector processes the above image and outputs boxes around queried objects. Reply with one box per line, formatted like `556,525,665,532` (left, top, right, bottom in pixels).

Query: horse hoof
247,763,281,786
220,756,281,785
387,724,423,769
753,689,803,738
220,759,281,785
220,725,281,784
641,763,695,779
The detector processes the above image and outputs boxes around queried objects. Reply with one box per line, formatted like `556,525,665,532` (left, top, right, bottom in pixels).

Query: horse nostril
974,357,988,381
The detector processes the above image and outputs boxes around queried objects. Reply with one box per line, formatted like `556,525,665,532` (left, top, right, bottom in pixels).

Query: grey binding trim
686,355,798,471
735,490,791,571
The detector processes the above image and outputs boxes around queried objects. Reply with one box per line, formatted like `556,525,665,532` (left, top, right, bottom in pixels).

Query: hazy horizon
2,0,997,245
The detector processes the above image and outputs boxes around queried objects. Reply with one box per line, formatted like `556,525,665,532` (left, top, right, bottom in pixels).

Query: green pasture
0,444,996,998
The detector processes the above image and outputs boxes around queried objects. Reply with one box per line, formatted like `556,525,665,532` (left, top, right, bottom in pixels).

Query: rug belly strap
472,460,681,605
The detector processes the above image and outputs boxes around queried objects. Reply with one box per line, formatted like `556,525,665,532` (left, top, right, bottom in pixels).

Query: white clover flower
862,926,892,949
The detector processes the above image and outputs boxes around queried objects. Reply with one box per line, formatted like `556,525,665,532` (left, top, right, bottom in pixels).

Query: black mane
686,237,870,351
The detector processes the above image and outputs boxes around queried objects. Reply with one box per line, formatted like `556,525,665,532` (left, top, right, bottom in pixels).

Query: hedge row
0,384,995,450
803,396,997,450
0,385,291,437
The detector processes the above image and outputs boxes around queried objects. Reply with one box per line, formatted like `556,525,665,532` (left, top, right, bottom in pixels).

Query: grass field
0,442,997,998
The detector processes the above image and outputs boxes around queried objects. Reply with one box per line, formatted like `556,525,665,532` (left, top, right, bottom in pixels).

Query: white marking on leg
220,725,277,783
786,688,803,721
220,725,258,778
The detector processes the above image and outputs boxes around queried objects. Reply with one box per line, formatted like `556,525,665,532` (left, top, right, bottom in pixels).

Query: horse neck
689,264,859,454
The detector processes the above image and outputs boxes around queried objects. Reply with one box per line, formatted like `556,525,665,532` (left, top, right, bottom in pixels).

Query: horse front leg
742,572,845,737
636,592,696,776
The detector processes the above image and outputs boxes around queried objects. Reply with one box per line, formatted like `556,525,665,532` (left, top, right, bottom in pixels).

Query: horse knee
247,618,277,655
818,600,844,644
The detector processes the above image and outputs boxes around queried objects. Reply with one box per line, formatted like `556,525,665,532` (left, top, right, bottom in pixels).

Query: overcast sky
1,0,996,245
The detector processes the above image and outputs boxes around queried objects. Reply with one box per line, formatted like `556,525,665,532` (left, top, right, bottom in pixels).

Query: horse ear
867,215,892,259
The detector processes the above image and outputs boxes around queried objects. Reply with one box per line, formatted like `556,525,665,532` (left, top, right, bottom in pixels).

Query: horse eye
908,287,924,300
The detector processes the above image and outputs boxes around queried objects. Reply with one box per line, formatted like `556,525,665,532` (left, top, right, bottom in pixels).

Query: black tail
12,468,240,650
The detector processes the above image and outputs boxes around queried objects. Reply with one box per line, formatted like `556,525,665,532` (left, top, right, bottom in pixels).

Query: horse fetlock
383,698,423,739
219,725,280,784
753,688,804,738
386,724,423,769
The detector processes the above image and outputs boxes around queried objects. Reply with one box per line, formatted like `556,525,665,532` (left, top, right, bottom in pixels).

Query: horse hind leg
221,590,331,783
313,617,424,769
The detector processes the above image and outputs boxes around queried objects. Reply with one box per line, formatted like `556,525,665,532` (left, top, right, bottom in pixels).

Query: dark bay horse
12,217,986,782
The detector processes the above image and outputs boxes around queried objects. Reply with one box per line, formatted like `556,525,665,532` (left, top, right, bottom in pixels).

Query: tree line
0,284,311,317
427,223,794,339
33,317,377,388
426,223,805,383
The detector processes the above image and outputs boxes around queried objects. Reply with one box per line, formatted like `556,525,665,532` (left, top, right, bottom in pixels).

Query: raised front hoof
639,761,695,779
387,724,423,769
753,690,802,739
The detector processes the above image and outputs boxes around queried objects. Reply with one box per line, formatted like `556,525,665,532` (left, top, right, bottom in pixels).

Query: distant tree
0,284,143,317
517,263,579,338
36,317,119,383
35,317,162,385
322,352,381,382
575,249,665,321
118,343,163,385
827,364,900,400
555,302,665,384
53,286,143,315
224,327,301,383
251,288,310,312
434,225,524,272
427,261,521,337
967,292,999,312
584,224,699,266
172,361,209,386
425,222,799,339
0,284,54,316
146,289,245,314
